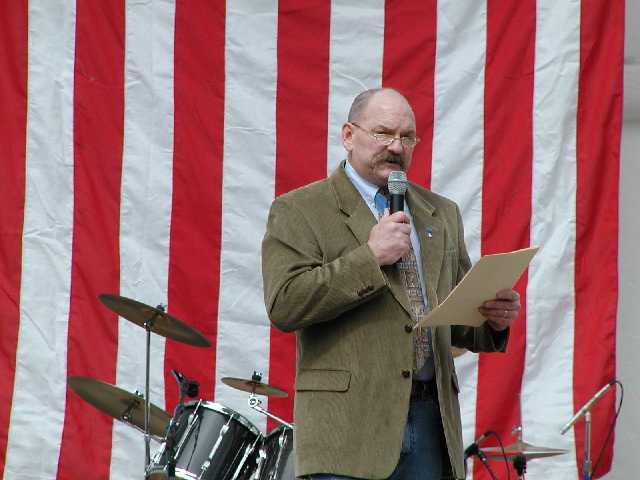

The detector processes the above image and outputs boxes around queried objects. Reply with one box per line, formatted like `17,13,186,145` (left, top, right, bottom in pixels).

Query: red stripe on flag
56,2,125,477
382,1,437,188
0,1,27,475
474,2,536,478
574,0,623,476
164,1,226,412
269,0,331,430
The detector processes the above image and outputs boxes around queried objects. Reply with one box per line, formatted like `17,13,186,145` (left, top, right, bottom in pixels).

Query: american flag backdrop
0,1,624,479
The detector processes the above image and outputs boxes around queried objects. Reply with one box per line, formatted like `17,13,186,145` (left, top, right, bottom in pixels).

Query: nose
387,137,404,154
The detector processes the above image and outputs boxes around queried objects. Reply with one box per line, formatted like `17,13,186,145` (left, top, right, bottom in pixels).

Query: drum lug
199,417,232,478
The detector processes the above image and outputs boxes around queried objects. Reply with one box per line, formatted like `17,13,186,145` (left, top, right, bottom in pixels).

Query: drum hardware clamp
120,390,143,424
246,372,294,430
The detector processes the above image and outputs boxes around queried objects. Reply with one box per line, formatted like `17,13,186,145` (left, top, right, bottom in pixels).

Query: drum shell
257,425,294,480
151,401,261,480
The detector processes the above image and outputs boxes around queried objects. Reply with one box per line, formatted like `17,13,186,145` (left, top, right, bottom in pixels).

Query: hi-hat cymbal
483,439,568,461
221,376,288,398
69,376,171,438
98,294,210,347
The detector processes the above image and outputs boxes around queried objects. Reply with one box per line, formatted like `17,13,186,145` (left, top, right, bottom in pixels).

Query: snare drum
148,401,261,480
255,425,295,480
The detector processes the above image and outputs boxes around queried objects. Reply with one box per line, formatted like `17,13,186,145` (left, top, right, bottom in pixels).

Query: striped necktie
374,188,432,370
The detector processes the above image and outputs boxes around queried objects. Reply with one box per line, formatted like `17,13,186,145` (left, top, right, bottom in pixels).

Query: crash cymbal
69,376,171,438
483,439,568,460
221,376,288,398
98,294,210,347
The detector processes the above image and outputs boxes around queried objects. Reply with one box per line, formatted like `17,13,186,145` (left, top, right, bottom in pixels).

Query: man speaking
261,88,520,480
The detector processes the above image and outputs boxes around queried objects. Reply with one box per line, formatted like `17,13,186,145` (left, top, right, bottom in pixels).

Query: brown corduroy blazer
261,164,507,479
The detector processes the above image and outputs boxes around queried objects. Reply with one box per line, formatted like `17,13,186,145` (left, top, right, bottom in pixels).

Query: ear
341,123,354,152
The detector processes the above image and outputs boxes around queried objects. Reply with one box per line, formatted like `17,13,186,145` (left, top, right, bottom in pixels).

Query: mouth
382,157,403,168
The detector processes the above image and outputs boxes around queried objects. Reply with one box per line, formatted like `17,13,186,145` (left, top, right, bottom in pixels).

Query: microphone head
388,170,408,195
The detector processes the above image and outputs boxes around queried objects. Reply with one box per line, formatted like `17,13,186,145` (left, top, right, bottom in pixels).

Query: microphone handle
390,194,404,214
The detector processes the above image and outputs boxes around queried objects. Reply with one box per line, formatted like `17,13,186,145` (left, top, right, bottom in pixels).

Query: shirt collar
343,159,380,208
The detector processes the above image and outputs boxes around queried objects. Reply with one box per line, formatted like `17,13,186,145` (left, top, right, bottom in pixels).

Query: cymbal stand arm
248,395,294,429
143,306,164,470
583,411,592,480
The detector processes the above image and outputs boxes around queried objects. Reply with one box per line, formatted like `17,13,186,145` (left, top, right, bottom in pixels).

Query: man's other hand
478,288,521,331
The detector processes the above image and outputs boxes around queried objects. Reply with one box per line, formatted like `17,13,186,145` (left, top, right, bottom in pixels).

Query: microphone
387,170,408,214
464,431,490,460
560,381,615,434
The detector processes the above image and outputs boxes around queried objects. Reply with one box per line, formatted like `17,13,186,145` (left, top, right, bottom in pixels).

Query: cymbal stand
143,305,164,470
247,394,294,429
513,454,526,480
512,425,526,480
583,411,592,480
247,372,293,429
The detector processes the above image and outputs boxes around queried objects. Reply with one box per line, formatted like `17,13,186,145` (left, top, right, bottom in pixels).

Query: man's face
342,91,417,187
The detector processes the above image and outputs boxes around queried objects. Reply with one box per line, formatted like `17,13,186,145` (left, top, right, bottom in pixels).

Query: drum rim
173,467,198,479
266,424,294,437
182,400,262,438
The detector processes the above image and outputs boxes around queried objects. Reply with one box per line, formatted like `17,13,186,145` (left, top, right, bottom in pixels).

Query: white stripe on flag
4,1,77,478
109,0,176,477
326,0,385,172
522,1,581,478
430,0,487,464
213,0,278,432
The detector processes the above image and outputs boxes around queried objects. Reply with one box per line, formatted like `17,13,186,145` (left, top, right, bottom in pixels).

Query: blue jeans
310,397,446,480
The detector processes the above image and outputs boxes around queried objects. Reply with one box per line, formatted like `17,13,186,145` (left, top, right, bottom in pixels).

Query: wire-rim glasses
349,122,420,148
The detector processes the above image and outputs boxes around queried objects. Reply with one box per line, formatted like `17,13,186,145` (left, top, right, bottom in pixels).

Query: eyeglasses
349,122,420,148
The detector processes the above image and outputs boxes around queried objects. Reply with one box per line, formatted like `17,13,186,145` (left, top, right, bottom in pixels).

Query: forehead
359,91,415,129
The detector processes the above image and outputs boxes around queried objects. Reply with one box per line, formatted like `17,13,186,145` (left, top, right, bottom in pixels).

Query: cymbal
483,439,568,460
221,376,288,398
69,376,171,438
98,294,210,347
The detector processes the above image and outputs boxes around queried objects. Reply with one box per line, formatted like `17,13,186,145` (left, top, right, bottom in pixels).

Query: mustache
378,154,403,165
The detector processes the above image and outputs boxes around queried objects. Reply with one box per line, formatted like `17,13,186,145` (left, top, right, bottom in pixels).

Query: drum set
68,294,294,480
69,294,572,480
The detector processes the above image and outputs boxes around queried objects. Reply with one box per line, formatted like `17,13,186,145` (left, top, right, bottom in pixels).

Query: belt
410,379,438,401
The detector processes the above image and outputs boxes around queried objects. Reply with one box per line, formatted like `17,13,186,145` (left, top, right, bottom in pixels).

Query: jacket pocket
295,368,351,392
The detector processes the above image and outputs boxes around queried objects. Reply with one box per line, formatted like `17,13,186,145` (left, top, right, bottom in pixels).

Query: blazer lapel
406,188,445,313
330,165,412,316
330,164,376,245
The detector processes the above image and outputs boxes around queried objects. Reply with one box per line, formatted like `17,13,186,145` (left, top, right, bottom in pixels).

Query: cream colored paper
417,246,539,328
